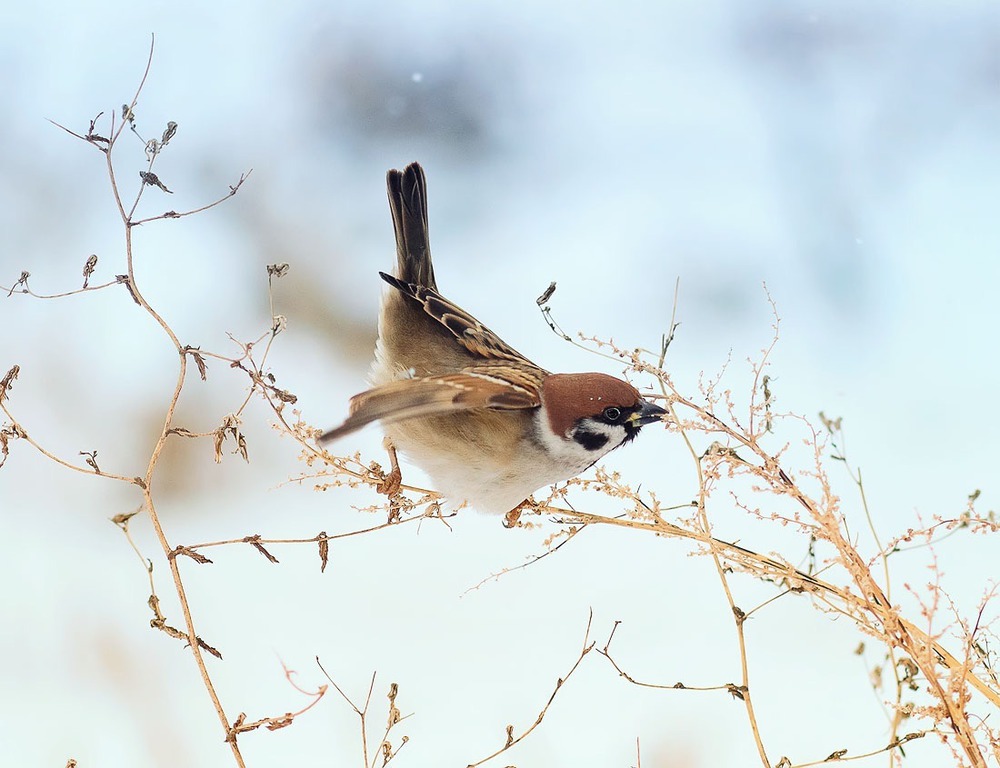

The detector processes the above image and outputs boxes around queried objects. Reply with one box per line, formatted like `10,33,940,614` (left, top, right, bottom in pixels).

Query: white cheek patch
533,409,628,479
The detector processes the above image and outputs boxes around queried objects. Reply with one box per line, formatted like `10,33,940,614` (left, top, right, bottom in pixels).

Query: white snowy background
1,2,999,767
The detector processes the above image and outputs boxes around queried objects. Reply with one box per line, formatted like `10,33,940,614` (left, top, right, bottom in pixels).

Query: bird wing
319,367,541,443
379,273,543,368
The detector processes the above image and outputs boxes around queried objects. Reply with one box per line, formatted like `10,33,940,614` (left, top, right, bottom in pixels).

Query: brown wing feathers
379,273,538,366
319,371,539,442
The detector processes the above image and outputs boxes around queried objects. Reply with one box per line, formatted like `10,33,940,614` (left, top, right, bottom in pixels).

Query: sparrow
320,162,666,514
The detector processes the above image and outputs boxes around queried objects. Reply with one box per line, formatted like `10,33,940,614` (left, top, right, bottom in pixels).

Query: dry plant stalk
1,38,460,768
0,38,328,768
315,661,412,768
498,289,999,767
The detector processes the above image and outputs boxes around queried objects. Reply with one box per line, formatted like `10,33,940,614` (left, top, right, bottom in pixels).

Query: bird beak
628,399,668,427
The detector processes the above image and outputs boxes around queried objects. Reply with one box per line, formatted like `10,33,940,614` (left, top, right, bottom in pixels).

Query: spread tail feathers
386,162,436,289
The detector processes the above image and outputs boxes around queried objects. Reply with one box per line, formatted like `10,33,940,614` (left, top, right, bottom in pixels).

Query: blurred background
2,2,999,766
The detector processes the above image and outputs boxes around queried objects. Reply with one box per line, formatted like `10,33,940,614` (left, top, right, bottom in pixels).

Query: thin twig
465,610,596,767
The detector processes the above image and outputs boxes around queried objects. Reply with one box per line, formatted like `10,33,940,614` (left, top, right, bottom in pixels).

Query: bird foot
376,465,402,496
376,437,403,496
503,498,535,528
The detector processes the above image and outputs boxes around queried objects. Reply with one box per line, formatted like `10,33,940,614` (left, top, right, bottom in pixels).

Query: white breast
382,405,610,515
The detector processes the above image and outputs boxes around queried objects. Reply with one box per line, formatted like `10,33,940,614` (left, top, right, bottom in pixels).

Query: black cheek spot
574,429,610,452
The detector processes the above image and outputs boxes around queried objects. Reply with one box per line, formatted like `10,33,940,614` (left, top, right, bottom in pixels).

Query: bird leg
503,497,536,528
376,436,403,496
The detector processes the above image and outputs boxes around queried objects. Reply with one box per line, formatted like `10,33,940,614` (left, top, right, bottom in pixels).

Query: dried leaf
267,262,290,278
82,254,98,289
197,637,223,659
82,111,109,144
536,281,557,306
0,365,19,403
79,450,101,473
110,508,142,526
183,346,208,381
762,374,773,432
265,715,294,731
213,429,225,463
151,618,187,642
139,171,173,194
161,121,178,146
317,531,330,573
213,414,241,463
245,535,278,563
0,424,23,470
148,594,165,622
170,546,214,565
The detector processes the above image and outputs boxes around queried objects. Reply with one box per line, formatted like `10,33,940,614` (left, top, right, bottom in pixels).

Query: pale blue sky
2,3,999,766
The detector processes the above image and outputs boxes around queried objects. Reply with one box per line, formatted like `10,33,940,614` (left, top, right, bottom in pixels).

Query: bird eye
602,406,622,422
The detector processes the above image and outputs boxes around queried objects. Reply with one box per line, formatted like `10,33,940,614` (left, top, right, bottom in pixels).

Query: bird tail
386,162,436,290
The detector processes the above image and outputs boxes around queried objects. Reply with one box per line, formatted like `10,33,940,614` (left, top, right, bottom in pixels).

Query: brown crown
540,372,641,438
